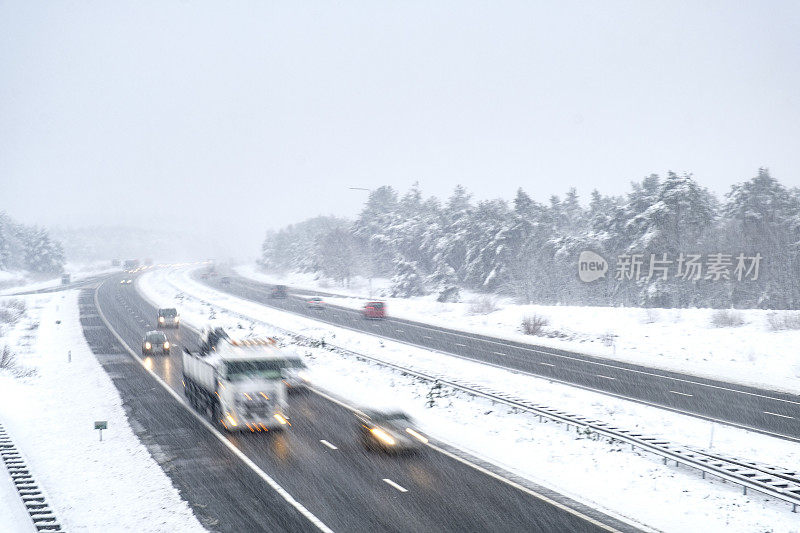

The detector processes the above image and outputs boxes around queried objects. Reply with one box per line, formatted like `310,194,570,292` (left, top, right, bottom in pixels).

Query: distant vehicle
182,331,290,432
157,308,180,328
61,274,71,285
123,259,140,269
270,285,288,299
306,297,324,309
142,331,170,355
363,301,386,319
111,259,121,267
220,276,231,287
282,353,310,390
119,279,133,284
356,410,428,453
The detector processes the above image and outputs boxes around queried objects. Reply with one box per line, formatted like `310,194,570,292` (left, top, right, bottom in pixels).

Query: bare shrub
5,299,26,314
0,346,37,379
710,309,745,328
601,331,617,347
0,308,15,325
521,314,549,336
468,295,499,315
0,346,14,369
767,312,800,331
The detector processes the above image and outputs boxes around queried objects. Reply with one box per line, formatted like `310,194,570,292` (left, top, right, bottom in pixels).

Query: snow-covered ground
0,262,121,296
236,264,800,394
0,291,205,533
146,266,800,532
0,466,34,532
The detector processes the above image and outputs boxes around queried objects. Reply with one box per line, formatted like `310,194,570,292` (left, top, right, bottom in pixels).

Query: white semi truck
182,328,290,432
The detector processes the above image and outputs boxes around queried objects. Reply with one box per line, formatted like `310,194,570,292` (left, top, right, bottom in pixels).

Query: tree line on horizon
0,212,65,275
260,168,800,309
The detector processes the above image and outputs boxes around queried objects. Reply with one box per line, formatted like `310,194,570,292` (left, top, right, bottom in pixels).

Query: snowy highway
90,272,636,532
202,273,800,443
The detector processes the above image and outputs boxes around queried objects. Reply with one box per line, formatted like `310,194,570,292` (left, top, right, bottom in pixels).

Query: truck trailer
182,331,290,432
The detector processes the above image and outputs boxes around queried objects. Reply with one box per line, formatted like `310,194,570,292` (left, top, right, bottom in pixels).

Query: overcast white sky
1,1,798,255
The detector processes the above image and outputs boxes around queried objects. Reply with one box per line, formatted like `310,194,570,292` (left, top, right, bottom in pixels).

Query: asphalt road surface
201,272,800,442
92,273,636,533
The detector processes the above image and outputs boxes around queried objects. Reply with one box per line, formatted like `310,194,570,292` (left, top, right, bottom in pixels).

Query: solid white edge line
93,279,334,533
382,479,408,493
320,440,338,450
171,268,657,532
188,268,800,444
282,282,800,407
669,391,693,397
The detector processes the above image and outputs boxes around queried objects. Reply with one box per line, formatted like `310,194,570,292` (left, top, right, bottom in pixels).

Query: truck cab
182,334,291,432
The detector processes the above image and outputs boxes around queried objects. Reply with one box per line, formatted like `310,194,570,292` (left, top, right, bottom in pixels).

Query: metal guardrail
0,424,64,531
168,276,800,513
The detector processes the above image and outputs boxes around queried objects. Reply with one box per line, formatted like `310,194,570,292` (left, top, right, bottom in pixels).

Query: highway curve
89,272,638,533
200,271,800,442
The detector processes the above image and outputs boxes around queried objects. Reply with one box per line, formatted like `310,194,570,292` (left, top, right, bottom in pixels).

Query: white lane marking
764,411,794,420
95,282,334,533
423,335,432,339
320,440,338,450
493,351,506,356
317,303,800,408
396,329,404,333
596,375,616,381
195,273,800,443
383,478,408,492
455,343,466,347
669,390,693,397
539,362,555,367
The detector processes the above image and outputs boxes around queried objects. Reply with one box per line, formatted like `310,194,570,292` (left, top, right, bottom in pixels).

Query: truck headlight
144,342,151,349
174,317,180,323
159,317,165,323
163,341,170,350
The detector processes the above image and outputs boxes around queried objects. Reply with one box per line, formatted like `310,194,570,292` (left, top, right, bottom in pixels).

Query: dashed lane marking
383,479,408,493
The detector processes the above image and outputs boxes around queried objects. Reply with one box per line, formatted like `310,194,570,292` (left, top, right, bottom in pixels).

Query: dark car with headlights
142,331,170,355
356,410,428,453
157,307,180,328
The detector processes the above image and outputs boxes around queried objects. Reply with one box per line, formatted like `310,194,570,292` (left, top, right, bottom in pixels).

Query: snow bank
0,262,120,296
144,266,800,533
236,264,800,394
0,291,204,533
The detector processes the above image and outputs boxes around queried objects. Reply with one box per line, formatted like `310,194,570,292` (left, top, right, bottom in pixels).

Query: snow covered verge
145,266,800,532
0,261,121,296
236,263,800,394
0,291,205,533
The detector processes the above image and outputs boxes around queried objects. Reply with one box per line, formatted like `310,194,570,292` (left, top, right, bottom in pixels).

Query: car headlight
144,342,151,349
163,341,170,350
370,427,396,446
